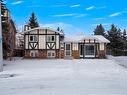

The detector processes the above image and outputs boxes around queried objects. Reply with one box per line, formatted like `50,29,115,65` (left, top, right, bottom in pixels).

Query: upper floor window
29,35,38,42
47,35,55,42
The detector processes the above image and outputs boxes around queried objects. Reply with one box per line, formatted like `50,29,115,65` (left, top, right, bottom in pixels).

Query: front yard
0,59,127,95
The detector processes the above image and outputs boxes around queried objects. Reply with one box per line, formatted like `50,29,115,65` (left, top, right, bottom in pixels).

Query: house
15,32,24,57
24,27,110,59
8,19,17,50
2,8,17,58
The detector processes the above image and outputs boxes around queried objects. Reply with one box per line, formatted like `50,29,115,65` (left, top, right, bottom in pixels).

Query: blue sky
5,0,127,35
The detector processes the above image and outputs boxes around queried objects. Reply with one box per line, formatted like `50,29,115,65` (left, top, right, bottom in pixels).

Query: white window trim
65,43,71,56
29,35,38,42
84,44,95,57
47,35,55,42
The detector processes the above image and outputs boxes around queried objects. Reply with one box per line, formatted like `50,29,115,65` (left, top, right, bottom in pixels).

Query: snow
23,27,64,35
93,35,110,43
64,35,110,43
0,59,127,95
112,56,127,69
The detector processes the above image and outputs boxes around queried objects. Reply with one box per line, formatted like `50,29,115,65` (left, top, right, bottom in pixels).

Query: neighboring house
2,8,17,57
24,27,110,59
15,32,24,57
8,19,17,50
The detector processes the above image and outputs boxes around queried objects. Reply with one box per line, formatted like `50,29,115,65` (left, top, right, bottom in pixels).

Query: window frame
29,35,38,42
47,35,55,42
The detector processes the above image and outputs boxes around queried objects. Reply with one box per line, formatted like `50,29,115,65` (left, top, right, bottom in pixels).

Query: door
84,44,95,57
65,43,71,56
79,44,84,57
47,51,55,58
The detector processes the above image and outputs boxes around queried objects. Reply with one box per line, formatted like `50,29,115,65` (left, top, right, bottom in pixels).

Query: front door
79,44,84,57
84,44,95,57
65,43,71,56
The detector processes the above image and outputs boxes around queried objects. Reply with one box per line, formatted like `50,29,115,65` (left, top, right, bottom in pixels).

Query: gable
24,27,60,35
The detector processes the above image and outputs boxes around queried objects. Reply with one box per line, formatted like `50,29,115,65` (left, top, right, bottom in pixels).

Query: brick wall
24,50,30,58
98,50,106,59
38,50,47,59
72,50,80,59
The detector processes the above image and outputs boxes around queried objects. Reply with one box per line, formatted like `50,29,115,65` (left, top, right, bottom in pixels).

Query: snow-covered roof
23,27,64,35
93,35,110,43
64,35,110,43
64,35,85,43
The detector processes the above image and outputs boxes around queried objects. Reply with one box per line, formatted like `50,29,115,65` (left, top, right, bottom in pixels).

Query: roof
23,27,64,35
64,35,110,43
64,35,85,43
93,35,110,43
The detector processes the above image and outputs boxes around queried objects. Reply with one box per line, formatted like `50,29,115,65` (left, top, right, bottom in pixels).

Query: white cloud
11,0,23,5
53,13,76,17
41,22,73,30
93,18,105,20
70,4,80,8
52,13,87,18
75,14,87,18
40,22,85,36
109,12,121,17
86,6,95,10
92,23,111,26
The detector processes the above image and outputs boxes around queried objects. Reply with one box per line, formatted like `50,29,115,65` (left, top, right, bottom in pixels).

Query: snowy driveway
0,59,127,95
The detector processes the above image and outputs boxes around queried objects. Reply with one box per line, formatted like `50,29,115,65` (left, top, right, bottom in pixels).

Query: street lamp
0,1,3,72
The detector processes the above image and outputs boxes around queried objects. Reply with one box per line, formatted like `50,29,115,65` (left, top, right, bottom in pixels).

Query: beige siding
47,30,56,34
56,35,59,49
85,39,89,43
99,43,104,50
90,39,95,43
72,43,78,50
29,30,37,34
25,35,28,49
39,29,46,34
39,35,46,49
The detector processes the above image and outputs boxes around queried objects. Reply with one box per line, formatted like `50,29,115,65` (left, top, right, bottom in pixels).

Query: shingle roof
64,35,110,43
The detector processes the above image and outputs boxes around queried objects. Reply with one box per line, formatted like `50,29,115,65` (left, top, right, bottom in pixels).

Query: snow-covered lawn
0,59,127,95
114,56,127,69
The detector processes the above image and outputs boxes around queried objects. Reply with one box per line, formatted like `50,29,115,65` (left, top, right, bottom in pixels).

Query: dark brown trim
25,34,59,35
37,29,39,49
45,29,47,49
28,32,30,49
55,32,56,50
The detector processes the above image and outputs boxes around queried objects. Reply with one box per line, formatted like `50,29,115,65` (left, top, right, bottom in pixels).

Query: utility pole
0,1,3,72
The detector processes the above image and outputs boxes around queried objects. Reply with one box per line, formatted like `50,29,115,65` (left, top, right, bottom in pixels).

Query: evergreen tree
28,12,39,29
57,27,60,31
122,29,127,55
107,24,123,55
123,29,127,40
93,24,105,36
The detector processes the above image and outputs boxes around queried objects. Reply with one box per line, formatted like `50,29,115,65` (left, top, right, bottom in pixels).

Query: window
65,43,71,56
85,45,95,56
47,51,55,58
66,44,70,50
30,36,33,41
47,35,55,42
79,44,83,56
30,51,38,57
29,35,38,42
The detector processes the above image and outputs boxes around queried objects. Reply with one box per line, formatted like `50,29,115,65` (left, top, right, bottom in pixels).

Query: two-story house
24,27,64,58
24,27,110,59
